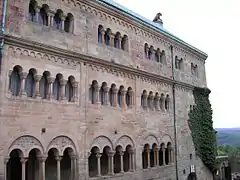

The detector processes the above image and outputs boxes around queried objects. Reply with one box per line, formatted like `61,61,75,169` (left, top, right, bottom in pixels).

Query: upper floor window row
144,43,166,64
175,56,184,70
191,63,198,77
8,65,78,102
98,25,129,51
28,0,74,33
89,80,133,108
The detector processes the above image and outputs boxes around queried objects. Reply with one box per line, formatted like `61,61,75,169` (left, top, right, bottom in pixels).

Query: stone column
110,34,115,46
35,8,40,23
20,72,27,97
162,148,166,166
61,16,65,31
20,158,28,180
4,157,9,180
118,37,122,49
60,79,67,101
143,93,148,109
149,94,154,110
55,156,62,180
120,89,127,108
160,96,165,111
146,149,150,168
103,86,109,105
119,151,124,173
154,148,159,166
34,74,41,98
155,94,160,111
100,30,105,45
131,149,135,171
112,87,119,107
47,77,54,100
128,90,133,107
38,156,47,180
70,155,76,180
108,151,114,175
96,153,102,177
73,82,78,102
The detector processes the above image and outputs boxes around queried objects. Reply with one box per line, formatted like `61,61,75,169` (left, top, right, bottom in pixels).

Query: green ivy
188,87,217,173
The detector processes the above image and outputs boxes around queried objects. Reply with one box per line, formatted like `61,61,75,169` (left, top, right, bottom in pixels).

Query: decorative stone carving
153,13,163,25
47,136,77,156
8,135,44,157
90,136,113,153
115,135,134,150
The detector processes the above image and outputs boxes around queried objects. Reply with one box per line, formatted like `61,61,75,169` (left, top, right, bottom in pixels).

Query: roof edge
97,0,208,59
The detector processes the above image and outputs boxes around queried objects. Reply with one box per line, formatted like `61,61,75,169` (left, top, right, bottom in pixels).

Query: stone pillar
70,154,77,180
118,37,122,49
108,151,114,175
100,30,105,45
146,149,150,168
55,156,62,180
96,153,102,177
128,90,133,107
73,82,78,102
143,93,148,109
60,79,67,101
103,86,109,105
154,148,159,166
160,96,165,111
20,72,27,97
38,156,47,180
61,16,65,31
155,94,160,111
35,8,40,23
162,148,166,166
4,157,9,180
149,94,154,110
110,34,115,46
47,77,54,100
119,151,124,173
34,74,41,98
92,84,100,104
21,158,28,180
112,87,119,107
131,149,135,171
120,89,127,108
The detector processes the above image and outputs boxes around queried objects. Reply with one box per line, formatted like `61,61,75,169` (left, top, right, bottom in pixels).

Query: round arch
90,135,113,153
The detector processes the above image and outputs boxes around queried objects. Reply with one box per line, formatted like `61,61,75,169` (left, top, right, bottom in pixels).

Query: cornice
4,35,194,90
78,0,207,61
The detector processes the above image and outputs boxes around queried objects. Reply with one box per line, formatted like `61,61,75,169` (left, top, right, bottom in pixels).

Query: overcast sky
114,0,240,128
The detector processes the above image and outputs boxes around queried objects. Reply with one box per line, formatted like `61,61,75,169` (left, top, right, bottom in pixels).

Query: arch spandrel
90,136,113,153
8,135,44,157
143,134,159,147
115,135,134,150
161,134,173,145
47,136,77,156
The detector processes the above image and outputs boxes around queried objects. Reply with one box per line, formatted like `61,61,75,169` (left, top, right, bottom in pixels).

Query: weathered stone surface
0,0,212,179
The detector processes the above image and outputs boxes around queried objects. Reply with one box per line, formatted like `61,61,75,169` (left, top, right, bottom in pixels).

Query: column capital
38,155,48,162
47,77,55,84
120,89,127,96
108,151,115,157
69,154,77,160
20,72,28,79
112,87,118,94
154,148,159,152
20,158,28,164
96,153,102,158
60,79,67,86
4,157,9,164
34,74,42,82
73,82,78,88
8,70,13,77
119,151,124,156
103,86,109,93
55,156,62,161
142,93,148,99
127,90,133,96
148,94,154,100
155,94,160,101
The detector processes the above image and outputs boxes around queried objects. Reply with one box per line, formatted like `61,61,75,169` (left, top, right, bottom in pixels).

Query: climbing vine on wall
188,87,217,173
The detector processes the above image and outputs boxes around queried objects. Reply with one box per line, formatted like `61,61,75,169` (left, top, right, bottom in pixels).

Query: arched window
114,32,121,49
64,13,74,33
100,82,107,105
144,43,149,59
98,25,104,44
148,46,154,60
104,28,111,46
160,93,165,110
142,144,150,169
39,4,49,26
165,94,170,110
126,87,132,107
65,76,75,102
109,84,116,106
89,147,99,177
160,50,166,64
155,48,161,62
53,9,63,30
28,0,37,22
89,80,98,104
9,65,22,96
121,35,128,51
53,74,62,100
25,68,36,97
39,71,50,99
118,85,124,107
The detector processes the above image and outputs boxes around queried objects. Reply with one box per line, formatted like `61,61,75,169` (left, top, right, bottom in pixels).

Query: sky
114,0,240,128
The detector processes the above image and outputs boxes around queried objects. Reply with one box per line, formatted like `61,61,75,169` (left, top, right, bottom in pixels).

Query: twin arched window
144,43,166,64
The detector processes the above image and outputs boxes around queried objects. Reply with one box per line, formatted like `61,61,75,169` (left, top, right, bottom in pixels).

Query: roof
97,0,208,58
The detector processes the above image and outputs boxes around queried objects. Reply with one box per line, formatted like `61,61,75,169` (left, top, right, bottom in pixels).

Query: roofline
97,0,208,59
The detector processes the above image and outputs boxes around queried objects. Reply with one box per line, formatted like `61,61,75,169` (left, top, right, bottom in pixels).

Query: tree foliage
188,87,217,173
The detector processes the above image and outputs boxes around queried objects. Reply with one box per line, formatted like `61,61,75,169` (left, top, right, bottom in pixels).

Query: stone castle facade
0,0,213,179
